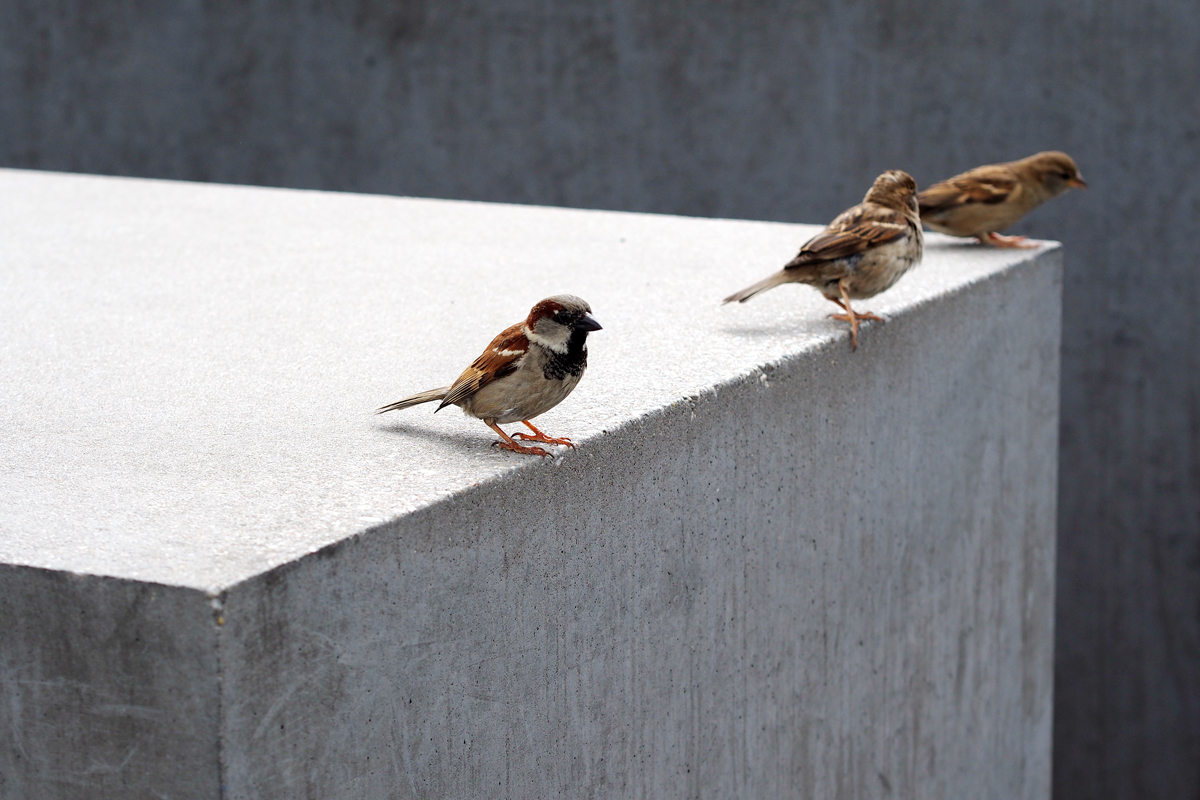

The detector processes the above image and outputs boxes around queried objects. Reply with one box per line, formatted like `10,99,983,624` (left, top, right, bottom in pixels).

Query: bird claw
513,432,576,448
979,232,1037,249
493,440,551,457
828,312,885,323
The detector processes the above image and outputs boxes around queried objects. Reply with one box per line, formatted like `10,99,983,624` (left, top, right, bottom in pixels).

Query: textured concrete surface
0,170,1059,798
3,4,1193,795
0,567,219,800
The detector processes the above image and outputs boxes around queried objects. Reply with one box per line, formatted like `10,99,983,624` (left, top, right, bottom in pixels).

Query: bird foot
979,232,1037,249
512,432,576,448
828,311,885,323
493,439,551,457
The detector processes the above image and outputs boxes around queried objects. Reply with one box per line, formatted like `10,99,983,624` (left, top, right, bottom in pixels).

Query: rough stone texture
2,4,1192,796
0,170,1059,798
0,567,220,800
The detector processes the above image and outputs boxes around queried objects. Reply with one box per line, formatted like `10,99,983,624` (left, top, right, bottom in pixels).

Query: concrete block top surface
0,168,1054,592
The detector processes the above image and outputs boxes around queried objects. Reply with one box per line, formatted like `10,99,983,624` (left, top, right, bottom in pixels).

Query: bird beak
573,313,603,332
1068,176,1088,189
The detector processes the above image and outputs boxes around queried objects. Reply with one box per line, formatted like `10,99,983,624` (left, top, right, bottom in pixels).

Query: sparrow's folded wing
786,204,910,268
918,167,1018,214
438,324,528,410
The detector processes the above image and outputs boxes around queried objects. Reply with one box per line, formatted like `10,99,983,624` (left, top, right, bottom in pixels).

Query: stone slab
0,170,1060,798
1,168,1049,593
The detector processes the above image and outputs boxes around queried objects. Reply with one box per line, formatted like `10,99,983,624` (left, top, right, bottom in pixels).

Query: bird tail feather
376,386,452,415
722,271,795,304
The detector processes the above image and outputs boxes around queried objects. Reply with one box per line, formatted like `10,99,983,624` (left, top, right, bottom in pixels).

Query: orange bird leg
978,231,1037,249
826,282,884,350
512,420,575,448
485,420,550,457
827,297,885,323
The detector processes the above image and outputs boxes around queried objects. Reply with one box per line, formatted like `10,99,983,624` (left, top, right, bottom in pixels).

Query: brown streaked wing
918,167,1018,213
785,204,910,268
438,324,528,410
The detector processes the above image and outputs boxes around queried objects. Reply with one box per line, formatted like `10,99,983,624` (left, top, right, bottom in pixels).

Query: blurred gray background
2,1,1196,797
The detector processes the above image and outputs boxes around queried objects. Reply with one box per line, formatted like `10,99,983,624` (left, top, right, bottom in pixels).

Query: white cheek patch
525,326,569,354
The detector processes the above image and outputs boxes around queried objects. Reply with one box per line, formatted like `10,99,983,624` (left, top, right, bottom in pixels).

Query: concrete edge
0,166,811,228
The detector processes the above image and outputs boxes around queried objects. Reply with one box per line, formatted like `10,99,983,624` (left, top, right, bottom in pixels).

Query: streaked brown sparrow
723,170,924,351
918,151,1087,247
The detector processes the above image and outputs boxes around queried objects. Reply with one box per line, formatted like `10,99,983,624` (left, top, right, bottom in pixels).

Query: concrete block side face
217,255,1060,800
0,567,220,800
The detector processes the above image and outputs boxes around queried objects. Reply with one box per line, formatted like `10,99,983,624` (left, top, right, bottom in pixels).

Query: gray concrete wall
0,567,220,799
2,3,1195,796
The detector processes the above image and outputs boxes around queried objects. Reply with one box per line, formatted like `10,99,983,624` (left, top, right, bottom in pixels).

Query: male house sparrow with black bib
377,295,602,457
918,151,1087,248
723,170,923,351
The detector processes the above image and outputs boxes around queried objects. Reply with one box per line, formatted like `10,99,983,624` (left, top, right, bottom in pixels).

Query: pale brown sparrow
723,170,924,350
918,151,1087,247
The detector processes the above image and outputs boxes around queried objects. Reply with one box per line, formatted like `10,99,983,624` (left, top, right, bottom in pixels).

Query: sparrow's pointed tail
722,271,794,304
376,386,452,414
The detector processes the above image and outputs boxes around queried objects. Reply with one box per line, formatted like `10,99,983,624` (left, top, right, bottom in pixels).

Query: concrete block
0,169,1060,798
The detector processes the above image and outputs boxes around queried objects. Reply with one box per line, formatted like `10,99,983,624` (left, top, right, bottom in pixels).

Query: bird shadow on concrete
375,420,498,456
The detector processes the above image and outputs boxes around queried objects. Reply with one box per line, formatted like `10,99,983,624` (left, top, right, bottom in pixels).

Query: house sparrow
918,151,1087,247
377,295,602,457
722,170,923,351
